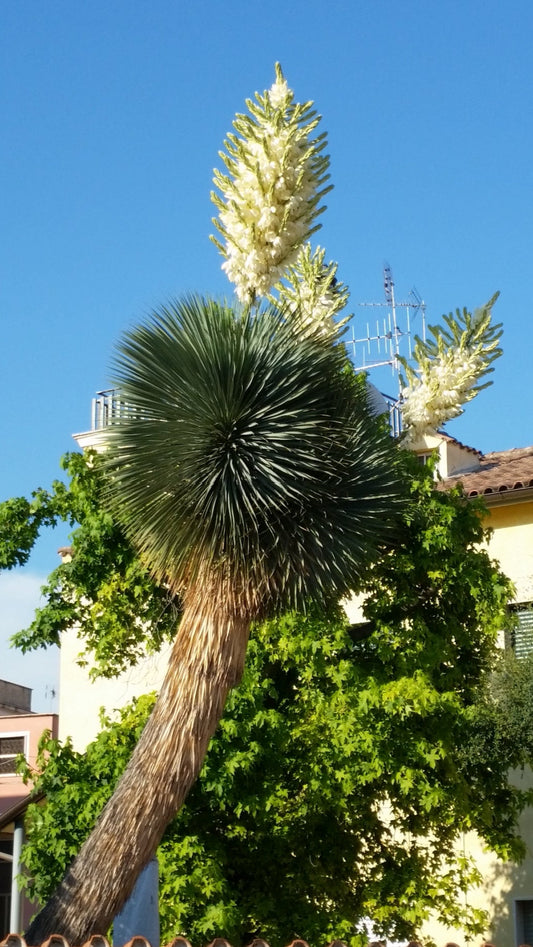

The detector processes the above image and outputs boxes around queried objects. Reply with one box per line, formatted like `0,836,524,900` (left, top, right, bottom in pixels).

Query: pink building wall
0,713,58,815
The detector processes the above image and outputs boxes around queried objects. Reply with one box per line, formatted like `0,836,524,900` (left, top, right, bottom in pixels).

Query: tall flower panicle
211,63,331,303
269,243,350,337
400,293,502,443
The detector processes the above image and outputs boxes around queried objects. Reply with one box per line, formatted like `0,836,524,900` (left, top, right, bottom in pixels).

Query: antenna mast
346,263,426,397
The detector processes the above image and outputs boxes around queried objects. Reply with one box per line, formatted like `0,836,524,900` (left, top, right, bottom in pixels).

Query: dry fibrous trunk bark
24,583,252,945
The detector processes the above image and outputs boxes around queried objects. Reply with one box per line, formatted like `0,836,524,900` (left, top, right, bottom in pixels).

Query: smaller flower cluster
401,350,485,441
211,64,331,303
270,244,350,337
400,294,502,442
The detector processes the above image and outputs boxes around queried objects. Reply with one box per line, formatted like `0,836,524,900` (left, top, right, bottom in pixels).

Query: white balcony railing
90,390,126,431
386,397,403,438
90,388,402,435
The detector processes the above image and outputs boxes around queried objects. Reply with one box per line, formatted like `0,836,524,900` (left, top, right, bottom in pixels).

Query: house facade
0,680,58,937
415,433,533,946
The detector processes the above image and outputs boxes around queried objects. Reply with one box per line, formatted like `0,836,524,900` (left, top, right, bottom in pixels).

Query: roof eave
0,791,45,832
467,485,533,507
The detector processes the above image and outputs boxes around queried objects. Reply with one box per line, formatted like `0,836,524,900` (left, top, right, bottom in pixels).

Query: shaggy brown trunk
24,580,252,945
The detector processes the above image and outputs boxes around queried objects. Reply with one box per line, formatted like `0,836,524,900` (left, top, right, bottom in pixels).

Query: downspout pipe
10,816,24,933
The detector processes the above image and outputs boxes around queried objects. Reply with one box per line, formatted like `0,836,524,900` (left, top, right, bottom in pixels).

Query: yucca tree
25,296,403,944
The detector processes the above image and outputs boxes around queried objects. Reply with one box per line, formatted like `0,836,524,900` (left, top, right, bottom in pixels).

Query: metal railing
385,395,403,438
91,390,123,431
90,388,402,436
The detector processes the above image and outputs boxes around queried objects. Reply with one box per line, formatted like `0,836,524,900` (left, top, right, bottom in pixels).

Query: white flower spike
269,243,350,338
211,64,332,303
400,293,502,443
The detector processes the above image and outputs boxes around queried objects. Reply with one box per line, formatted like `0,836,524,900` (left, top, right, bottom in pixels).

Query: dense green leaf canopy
16,458,529,946
0,452,178,676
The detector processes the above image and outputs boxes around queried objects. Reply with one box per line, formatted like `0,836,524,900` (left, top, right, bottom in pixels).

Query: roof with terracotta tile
437,431,483,460
1,937,351,947
442,445,533,499
0,937,480,947
0,939,449,947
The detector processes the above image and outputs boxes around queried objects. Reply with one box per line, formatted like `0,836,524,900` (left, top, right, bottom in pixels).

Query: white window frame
0,731,29,777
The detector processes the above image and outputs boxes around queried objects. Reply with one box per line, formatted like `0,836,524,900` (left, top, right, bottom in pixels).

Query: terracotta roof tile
0,938,474,947
442,445,533,498
1,938,327,947
438,431,483,459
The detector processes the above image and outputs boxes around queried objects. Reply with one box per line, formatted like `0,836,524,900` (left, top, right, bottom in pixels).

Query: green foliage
19,695,155,906
356,454,527,862
360,452,510,702
0,452,179,676
463,648,533,793
0,488,67,570
490,649,533,757
18,460,527,945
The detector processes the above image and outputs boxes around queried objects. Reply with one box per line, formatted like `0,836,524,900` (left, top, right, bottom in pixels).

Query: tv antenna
45,684,57,710
345,263,426,396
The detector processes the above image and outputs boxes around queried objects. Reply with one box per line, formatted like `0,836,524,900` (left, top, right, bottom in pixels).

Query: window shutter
512,607,533,659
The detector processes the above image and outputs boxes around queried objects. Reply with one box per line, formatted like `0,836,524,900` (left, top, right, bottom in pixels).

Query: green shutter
514,607,533,659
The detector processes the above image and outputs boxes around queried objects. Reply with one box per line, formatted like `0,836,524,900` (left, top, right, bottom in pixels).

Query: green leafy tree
16,458,528,946
0,450,178,676
463,648,533,779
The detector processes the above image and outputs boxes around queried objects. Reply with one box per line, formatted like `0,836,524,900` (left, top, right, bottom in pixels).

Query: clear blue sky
1,0,532,708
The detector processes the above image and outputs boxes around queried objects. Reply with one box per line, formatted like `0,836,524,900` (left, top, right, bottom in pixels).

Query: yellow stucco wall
424,495,533,947
485,500,533,603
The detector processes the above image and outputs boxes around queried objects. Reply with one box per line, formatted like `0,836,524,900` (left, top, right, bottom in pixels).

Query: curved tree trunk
25,583,252,945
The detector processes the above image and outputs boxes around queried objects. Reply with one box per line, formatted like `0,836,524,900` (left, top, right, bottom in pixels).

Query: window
0,840,12,938
0,734,27,776
515,898,533,945
506,605,533,659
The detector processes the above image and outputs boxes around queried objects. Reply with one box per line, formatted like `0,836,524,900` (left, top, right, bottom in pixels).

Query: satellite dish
366,381,389,418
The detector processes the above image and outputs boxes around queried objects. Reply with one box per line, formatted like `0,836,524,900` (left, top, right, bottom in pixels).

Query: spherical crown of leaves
103,296,402,613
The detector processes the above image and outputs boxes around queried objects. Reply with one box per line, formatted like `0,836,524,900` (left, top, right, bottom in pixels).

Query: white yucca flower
268,72,290,109
400,293,502,443
211,64,331,303
401,350,485,441
269,243,350,337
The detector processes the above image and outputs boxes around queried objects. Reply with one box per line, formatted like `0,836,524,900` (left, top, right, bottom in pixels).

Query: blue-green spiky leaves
103,296,402,614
